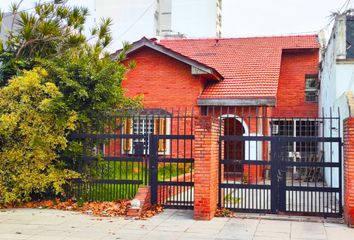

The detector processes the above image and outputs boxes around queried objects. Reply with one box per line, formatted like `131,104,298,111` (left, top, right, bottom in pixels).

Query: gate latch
133,142,144,155
277,169,286,181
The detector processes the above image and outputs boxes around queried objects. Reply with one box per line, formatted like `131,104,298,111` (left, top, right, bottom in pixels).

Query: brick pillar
194,116,220,220
344,117,354,227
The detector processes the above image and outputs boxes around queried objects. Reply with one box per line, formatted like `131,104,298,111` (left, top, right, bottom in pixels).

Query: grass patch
158,163,192,181
70,160,193,201
224,194,240,205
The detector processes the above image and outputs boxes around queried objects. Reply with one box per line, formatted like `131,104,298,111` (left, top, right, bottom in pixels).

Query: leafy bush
37,45,141,128
0,1,141,203
0,68,79,205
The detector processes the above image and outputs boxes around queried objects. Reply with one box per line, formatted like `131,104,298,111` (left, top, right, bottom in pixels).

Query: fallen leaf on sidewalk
1,199,163,219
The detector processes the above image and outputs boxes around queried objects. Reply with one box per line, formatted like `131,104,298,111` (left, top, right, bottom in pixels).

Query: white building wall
0,13,20,42
320,92,349,189
319,29,337,120
336,64,354,99
319,25,338,189
171,0,218,38
95,0,221,52
157,0,172,36
95,0,156,52
319,14,354,191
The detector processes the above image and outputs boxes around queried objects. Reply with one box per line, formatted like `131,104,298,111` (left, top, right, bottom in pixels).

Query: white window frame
305,76,318,103
122,116,171,155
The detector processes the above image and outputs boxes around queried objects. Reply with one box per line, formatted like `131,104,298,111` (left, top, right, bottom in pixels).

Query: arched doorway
223,117,245,177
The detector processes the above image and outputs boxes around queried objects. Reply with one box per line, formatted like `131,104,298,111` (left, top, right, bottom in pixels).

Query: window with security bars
122,116,170,155
305,75,318,102
133,118,154,154
271,120,319,161
271,119,320,181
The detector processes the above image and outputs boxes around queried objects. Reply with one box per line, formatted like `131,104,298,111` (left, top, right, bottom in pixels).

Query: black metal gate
68,108,194,209
217,109,342,217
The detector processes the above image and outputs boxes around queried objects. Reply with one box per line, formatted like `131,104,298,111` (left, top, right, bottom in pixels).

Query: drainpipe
336,14,347,60
318,29,326,62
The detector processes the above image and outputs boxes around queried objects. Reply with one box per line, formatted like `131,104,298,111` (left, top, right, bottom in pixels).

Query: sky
0,0,351,42
222,0,350,37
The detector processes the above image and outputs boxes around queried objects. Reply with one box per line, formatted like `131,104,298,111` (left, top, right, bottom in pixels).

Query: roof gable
112,37,223,81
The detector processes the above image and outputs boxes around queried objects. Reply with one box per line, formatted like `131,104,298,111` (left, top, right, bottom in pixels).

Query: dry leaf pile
215,208,234,217
139,205,163,219
0,199,163,218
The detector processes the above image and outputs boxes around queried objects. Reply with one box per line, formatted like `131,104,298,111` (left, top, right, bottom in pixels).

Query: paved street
0,208,353,240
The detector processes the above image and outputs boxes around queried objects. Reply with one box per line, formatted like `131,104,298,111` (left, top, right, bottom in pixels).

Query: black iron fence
64,108,195,208
32,105,343,217
205,106,343,217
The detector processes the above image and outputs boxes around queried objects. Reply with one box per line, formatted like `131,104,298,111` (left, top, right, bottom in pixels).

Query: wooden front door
224,118,244,177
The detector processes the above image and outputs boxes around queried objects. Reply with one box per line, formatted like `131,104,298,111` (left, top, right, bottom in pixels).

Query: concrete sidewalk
0,208,353,240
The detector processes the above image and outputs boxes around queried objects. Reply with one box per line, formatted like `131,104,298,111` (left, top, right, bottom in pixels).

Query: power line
114,2,155,41
339,0,352,13
339,0,349,12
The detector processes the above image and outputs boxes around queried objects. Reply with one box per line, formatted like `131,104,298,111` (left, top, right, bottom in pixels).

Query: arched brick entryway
223,117,246,178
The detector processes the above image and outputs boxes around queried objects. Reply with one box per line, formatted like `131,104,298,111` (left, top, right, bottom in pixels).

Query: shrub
0,68,79,205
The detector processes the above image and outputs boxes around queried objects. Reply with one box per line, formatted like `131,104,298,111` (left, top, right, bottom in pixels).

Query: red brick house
112,35,320,178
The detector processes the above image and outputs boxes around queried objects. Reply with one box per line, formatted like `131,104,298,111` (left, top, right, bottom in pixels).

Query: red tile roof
159,35,319,99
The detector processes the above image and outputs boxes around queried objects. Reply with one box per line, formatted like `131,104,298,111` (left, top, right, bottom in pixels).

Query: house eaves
197,98,276,106
111,37,224,81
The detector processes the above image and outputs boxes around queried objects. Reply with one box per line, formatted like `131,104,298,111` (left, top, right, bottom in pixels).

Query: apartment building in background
0,13,18,41
95,0,222,51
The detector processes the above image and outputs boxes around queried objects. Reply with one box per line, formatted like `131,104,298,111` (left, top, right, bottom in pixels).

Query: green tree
0,0,89,83
0,0,139,123
0,1,141,203
0,68,78,204
38,40,140,126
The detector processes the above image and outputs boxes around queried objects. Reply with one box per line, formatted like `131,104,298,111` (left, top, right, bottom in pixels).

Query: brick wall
194,116,220,220
344,117,354,227
123,47,207,111
273,49,319,118
127,186,151,217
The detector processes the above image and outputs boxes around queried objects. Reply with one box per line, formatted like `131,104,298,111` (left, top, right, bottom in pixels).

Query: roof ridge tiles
158,34,318,42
